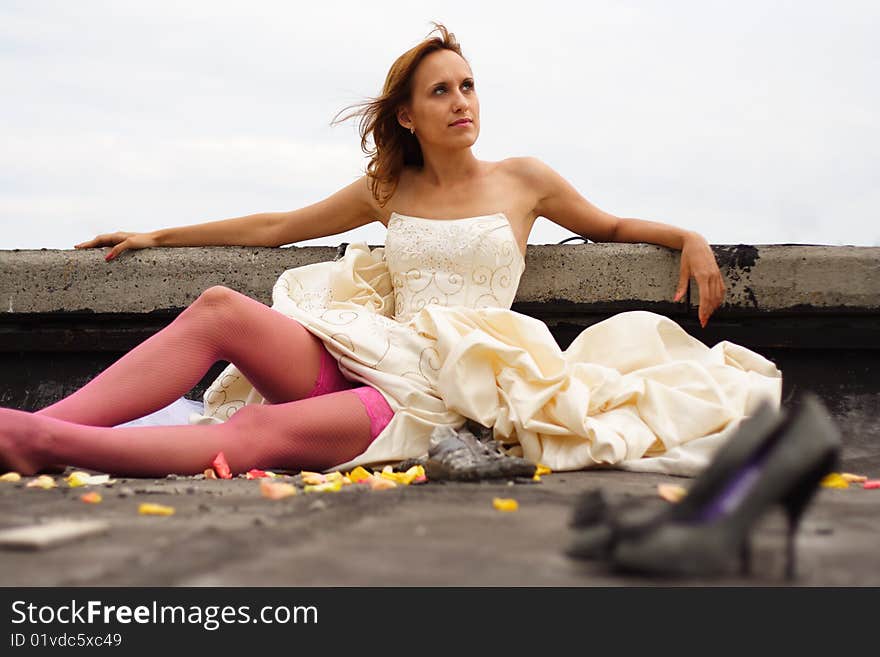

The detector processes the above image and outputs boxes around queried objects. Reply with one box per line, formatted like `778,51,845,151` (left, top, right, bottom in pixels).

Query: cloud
1,0,878,249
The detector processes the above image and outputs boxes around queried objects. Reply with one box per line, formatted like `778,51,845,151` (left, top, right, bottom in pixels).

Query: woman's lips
450,120,472,127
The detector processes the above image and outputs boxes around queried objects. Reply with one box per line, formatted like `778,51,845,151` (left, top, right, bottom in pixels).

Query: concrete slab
1,468,877,587
4,244,878,314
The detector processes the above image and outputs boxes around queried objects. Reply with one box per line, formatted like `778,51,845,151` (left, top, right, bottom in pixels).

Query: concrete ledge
2,243,879,315
1,245,877,461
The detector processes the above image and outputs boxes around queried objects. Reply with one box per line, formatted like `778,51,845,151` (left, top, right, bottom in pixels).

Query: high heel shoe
608,392,841,579
566,398,788,560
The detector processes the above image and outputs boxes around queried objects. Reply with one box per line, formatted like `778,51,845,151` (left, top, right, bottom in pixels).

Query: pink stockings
0,286,393,477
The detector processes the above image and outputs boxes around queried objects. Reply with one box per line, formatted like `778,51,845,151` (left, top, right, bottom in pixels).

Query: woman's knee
181,286,252,325
195,285,244,309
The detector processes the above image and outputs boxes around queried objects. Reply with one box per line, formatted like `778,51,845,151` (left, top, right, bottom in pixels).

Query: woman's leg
1,386,393,477
36,286,352,427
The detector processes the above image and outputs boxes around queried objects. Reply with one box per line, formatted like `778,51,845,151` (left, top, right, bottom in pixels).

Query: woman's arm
152,212,280,247
517,157,725,327
76,211,285,260
77,175,378,259
267,175,378,247
164,175,377,248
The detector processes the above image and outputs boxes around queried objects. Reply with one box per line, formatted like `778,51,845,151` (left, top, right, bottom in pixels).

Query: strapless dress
168,211,780,476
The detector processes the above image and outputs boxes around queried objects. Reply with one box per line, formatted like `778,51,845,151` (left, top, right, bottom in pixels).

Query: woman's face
400,49,479,149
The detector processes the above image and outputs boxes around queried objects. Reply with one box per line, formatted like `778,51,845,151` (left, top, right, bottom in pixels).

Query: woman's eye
434,81,474,95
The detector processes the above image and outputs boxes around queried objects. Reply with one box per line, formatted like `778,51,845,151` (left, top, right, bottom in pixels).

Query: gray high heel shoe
567,398,787,561
609,393,841,579
424,420,536,481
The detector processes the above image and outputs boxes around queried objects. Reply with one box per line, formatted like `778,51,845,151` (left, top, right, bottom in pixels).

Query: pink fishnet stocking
8,285,397,476
36,286,353,426
1,386,393,477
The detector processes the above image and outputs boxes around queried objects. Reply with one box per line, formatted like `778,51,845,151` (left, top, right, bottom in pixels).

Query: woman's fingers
75,232,134,249
673,266,690,302
696,273,726,327
104,240,129,261
715,276,726,306
75,232,142,260
75,235,110,248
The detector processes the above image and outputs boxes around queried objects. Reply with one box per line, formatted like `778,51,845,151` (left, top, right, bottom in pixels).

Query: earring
410,127,415,135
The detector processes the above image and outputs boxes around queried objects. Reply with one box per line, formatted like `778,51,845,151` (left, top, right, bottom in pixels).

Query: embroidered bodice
384,212,526,323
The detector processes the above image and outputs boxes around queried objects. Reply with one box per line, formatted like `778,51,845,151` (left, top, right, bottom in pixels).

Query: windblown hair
330,22,469,208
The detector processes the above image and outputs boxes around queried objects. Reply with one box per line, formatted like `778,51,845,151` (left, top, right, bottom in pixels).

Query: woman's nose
451,89,470,110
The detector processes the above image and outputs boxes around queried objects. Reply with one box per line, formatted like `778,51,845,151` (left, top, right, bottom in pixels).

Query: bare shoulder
500,156,551,184
497,156,557,220
500,157,557,202
358,174,386,218
501,158,619,243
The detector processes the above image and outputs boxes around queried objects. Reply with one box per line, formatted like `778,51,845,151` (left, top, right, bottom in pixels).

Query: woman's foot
0,407,53,475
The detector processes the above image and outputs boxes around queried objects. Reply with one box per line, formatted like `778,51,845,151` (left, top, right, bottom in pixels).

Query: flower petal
820,473,849,489
658,483,688,503
260,480,297,499
211,452,232,479
493,497,519,512
138,503,175,516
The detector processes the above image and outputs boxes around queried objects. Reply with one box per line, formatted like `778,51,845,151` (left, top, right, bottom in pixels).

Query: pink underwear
307,343,393,440
351,386,395,440
305,345,356,398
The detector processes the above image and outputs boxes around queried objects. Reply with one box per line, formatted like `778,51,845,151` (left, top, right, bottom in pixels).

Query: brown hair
330,21,468,208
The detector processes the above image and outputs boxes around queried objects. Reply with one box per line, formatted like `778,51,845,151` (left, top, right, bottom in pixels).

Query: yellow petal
0,472,22,482
26,475,57,489
204,468,217,480
324,471,345,482
658,483,688,503
380,470,417,485
62,471,114,487
300,471,326,485
820,473,849,489
303,480,343,494
347,466,373,483
369,476,397,490
535,464,552,477
493,497,518,512
260,480,297,500
138,503,175,516
66,471,92,488
841,473,868,483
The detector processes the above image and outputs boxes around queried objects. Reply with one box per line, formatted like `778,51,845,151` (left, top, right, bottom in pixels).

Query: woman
0,23,781,479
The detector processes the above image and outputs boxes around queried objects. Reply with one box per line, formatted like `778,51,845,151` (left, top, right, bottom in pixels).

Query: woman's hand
673,232,726,328
74,231,158,261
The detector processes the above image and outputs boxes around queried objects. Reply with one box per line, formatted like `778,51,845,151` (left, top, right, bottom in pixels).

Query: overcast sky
2,0,878,251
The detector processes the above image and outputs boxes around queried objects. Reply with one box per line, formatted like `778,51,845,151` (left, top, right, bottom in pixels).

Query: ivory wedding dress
122,212,782,477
